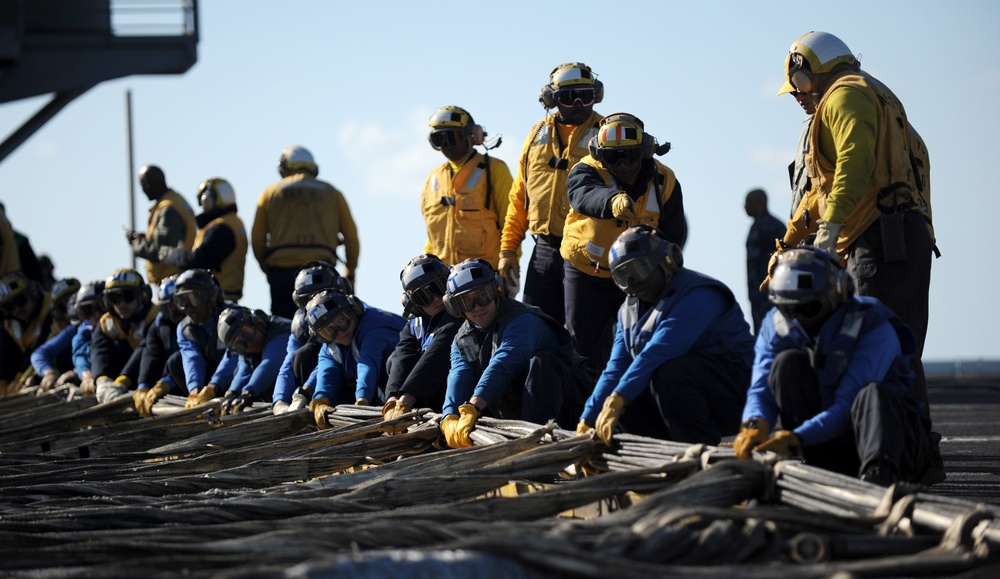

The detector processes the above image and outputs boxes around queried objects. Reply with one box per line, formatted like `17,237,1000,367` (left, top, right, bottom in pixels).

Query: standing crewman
744,189,785,333
0,202,20,276
561,113,686,372
735,247,938,486
126,165,198,284
766,32,936,415
498,62,605,321
158,177,248,302
252,145,360,318
421,106,513,269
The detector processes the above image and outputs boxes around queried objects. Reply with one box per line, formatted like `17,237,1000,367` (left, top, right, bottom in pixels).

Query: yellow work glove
754,430,802,457
759,239,789,292
140,381,171,417
381,399,412,434
39,369,60,392
610,193,637,221
190,384,217,407
733,418,770,460
79,375,96,396
455,403,479,445
184,391,201,410
132,389,146,414
56,370,79,386
354,397,369,406
813,221,843,256
310,397,333,430
439,414,460,446
576,421,594,435
595,394,627,446
498,250,520,296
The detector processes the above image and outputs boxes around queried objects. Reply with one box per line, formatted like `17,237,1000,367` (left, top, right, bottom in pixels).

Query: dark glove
219,391,240,416
733,418,770,460
229,391,257,414
754,430,802,457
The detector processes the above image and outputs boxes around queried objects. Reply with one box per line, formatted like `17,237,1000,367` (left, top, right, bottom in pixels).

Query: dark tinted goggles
429,129,464,148
105,288,138,305
0,292,31,314
76,302,102,319
599,147,642,167
554,87,596,107
611,256,659,292
226,324,259,356
451,285,496,313
408,279,445,308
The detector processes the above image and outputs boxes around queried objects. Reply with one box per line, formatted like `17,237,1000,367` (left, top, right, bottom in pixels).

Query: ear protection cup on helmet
539,62,604,109
468,123,485,147
347,295,365,318
788,53,815,93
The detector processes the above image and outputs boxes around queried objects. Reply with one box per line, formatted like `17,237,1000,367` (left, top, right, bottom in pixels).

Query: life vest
194,212,248,300
454,299,573,374
519,113,602,237
807,72,921,252
99,304,159,350
421,151,505,268
146,189,197,283
770,296,915,404
619,269,754,366
561,156,678,278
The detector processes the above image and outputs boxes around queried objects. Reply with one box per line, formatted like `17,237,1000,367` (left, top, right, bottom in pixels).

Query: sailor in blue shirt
439,258,593,449
579,225,754,446
734,246,938,486
217,305,291,415
305,291,406,429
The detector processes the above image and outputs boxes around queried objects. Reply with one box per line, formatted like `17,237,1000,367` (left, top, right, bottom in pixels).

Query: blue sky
1,0,997,361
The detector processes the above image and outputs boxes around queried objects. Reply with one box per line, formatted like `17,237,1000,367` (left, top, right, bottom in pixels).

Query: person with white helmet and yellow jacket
560,113,686,372
252,146,360,318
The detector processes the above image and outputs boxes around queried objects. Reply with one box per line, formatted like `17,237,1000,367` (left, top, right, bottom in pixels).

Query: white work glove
272,400,290,415
498,250,520,297
288,388,309,412
813,221,844,256
96,377,128,404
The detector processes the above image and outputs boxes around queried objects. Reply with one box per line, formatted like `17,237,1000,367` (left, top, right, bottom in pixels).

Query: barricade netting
0,386,997,577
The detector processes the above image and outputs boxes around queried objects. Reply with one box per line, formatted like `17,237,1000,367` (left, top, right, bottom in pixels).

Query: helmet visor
555,87,595,107
450,284,496,314
611,255,659,292
76,301,102,319
226,323,259,356
429,129,464,148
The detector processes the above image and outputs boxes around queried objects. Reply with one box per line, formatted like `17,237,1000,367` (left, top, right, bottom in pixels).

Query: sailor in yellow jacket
561,113,686,372
421,106,512,270
772,31,936,410
498,63,604,324
252,145,360,318
126,165,198,285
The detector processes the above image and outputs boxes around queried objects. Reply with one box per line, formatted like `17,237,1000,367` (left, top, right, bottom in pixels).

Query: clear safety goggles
174,290,209,310
450,284,496,314
313,310,353,343
611,255,659,292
